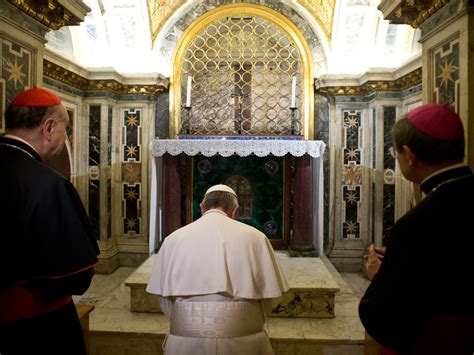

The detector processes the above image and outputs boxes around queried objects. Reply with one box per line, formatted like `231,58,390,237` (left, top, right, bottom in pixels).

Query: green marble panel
192,155,285,240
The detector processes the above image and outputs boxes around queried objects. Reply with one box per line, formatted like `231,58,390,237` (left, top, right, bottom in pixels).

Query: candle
291,76,296,108
185,76,192,107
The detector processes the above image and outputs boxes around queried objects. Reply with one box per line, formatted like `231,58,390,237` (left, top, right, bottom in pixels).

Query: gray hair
201,191,239,214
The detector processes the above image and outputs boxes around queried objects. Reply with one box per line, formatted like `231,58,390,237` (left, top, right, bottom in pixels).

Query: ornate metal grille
180,15,302,136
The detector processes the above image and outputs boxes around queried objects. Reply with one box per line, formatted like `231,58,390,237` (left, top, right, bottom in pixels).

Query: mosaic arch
156,0,327,78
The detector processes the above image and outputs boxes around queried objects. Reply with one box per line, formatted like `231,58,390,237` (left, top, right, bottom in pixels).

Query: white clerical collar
4,134,39,154
420,162,468,186
203,209,228,217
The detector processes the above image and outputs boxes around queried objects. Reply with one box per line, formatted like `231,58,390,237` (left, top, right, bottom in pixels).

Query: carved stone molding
6,0,90,30
147,1,336,44
378,0,451,28
43,60,168,96
316,68,422,97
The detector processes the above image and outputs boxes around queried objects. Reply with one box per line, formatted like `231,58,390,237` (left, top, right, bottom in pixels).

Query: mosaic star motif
3,57,26,89
438,57,458,90
346,148,359,160
343,163,362,185
125,217,137,230
345,191,358,205
122,163,141,182
126,144,138,158
126,115,138,127
344,220,358,234
345,116,358,128
125,188,138,200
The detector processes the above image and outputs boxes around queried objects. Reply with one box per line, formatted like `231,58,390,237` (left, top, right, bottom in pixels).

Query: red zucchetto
11,87,61,107
407,103,464,141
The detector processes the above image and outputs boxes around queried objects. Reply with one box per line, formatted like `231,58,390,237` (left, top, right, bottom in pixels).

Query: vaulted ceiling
45,0,421,76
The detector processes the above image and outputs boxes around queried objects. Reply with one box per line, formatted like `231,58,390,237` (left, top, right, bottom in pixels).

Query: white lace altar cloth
150,139,325,158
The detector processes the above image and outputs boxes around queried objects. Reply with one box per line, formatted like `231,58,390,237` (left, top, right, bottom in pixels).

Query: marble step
125,251,340,318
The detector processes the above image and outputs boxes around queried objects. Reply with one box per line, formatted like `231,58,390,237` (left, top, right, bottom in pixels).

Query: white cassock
146,209,289,355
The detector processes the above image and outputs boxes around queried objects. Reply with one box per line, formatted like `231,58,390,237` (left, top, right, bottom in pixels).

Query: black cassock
359,165,474,354
0,136,99,355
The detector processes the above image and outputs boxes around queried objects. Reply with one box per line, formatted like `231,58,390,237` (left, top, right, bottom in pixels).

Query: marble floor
75,259,371,355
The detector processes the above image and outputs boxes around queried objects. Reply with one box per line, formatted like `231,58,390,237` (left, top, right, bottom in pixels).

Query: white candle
185,76,192,107
291,76,296,108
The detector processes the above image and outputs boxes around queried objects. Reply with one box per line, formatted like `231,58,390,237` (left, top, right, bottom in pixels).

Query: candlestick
290,76,296,108
185,76,192,107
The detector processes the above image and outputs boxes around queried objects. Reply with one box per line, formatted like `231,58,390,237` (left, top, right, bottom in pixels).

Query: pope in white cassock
147,184,289,355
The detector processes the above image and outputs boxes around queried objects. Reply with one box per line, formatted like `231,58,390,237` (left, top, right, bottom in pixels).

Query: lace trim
150,139,325,158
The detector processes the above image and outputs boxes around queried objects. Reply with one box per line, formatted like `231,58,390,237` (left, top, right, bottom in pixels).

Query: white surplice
146,209,289,355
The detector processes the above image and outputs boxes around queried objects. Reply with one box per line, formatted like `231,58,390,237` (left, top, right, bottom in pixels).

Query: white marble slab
125,251,340,317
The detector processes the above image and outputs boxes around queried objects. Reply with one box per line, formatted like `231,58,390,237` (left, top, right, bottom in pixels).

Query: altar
148,138,325,256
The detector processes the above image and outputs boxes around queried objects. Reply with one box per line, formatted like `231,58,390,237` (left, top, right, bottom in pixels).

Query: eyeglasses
389,147,398,159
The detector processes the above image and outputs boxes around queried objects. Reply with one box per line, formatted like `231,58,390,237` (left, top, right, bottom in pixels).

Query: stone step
84,262,365,355
125,251,340,318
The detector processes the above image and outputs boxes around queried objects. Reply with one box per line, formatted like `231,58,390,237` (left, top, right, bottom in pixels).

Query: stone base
78,255,367,355
125,251,340,318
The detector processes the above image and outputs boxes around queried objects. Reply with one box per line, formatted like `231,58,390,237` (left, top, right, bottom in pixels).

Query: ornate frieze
43,60,167,96
316,68,422,97
378,0,450,28
6,0,89,30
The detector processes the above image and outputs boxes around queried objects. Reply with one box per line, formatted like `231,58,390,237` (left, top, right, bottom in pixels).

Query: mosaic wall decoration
192,155,286,242
122,109,142,235
88,105,101,240
382,106,396,244
1,38,31,105
342,110,362,239
433,38,459,110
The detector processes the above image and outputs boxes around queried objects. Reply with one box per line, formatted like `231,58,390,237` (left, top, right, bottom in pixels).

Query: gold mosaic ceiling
147,1,336,43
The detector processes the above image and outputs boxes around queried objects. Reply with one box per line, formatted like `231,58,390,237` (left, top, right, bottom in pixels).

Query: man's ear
200,202,205,215
402,145,416,166
42,117,55,140
230,205,239,219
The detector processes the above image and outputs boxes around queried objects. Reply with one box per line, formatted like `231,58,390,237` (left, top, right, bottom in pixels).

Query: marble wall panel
341,110,362,240
1,38,32,104
107,107,113,238
433,38,459,110
382,106,396,244
122,109,142,236
155,92,170,139
89,105,101,240
314,94,330,249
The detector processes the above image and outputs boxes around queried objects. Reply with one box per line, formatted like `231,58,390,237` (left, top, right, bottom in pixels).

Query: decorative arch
170,3,315,139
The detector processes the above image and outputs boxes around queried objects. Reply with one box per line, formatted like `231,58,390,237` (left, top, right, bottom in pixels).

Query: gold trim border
171,3,314,139
380,0,450,28
43,60,166,96
317,68,422,97
7,0,82,30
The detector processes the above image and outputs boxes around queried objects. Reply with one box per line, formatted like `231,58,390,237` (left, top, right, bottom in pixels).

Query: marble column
162,154,186,238
289,155,317,257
